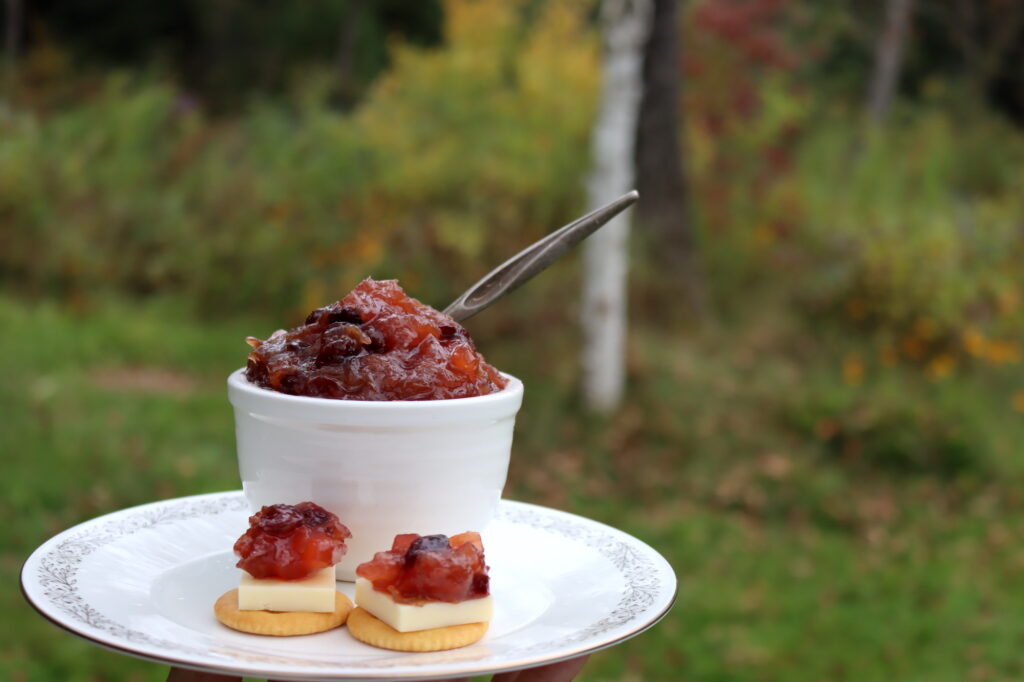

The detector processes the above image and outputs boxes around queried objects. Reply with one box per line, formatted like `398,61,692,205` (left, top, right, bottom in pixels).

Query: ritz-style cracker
214,588,353,636
346,607,488,652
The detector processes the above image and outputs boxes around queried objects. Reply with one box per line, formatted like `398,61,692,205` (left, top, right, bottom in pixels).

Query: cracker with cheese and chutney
349,532,493,651
214,501,353,636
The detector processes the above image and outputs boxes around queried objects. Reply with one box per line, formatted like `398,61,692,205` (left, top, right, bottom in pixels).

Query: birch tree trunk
866,0,914,123
581,0,652,414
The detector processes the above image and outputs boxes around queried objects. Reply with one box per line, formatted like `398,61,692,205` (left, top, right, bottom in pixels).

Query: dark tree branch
336,0,364,104
866,0,914,123
5,0,23,99
635,0,705,314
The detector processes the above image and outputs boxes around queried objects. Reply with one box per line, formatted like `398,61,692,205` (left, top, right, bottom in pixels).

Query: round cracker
346,606,488,652
214,589,352,636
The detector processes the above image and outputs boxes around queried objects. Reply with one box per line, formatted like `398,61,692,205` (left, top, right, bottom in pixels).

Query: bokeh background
4,0,1024,679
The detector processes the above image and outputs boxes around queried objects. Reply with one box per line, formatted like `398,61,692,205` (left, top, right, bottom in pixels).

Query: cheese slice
238,566,337,613
354,578,493,633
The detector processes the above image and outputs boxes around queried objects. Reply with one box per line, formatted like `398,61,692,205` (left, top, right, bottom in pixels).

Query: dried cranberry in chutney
356,532,490,604
234,502,352,580
244,278,508,401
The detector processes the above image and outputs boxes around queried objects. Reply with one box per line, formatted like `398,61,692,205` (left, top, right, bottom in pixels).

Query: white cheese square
354,577,493,633
238,566,337,613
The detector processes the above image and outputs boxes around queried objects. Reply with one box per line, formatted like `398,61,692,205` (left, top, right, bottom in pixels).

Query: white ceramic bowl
227,368,523,580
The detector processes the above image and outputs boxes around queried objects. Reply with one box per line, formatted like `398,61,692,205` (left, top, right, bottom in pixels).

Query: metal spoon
443,190,639,322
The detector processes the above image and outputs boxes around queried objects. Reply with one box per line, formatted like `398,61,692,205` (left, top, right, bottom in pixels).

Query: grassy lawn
4,293,1024,681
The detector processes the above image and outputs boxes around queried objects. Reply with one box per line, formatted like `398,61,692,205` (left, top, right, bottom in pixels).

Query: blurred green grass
5,294,1024,681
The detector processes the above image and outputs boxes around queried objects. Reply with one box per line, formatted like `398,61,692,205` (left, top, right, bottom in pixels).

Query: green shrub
794,110,1024,345
0,0,598,321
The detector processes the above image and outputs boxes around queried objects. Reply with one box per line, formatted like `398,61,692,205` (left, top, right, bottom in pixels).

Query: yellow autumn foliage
347,0,599,269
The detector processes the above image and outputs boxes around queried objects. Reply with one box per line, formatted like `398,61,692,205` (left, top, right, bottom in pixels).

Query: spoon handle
443,190,639,322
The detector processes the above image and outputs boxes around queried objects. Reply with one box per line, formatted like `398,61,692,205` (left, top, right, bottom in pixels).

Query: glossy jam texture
356,532,490,604
244,278,508,401
234,502,352,580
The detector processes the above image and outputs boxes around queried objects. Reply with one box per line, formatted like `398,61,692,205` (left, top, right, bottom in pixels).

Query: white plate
21,492,676,681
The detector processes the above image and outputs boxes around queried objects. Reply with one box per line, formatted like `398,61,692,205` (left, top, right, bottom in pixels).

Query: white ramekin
227,368,523,580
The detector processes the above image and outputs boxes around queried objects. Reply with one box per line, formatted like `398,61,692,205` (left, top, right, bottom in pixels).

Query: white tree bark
581,0,652,414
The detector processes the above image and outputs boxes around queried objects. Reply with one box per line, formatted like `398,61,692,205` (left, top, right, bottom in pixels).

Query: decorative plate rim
21,491,677,680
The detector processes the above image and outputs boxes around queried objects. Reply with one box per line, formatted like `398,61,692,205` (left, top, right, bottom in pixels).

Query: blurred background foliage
3,0,1024,680
2,0,597,317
